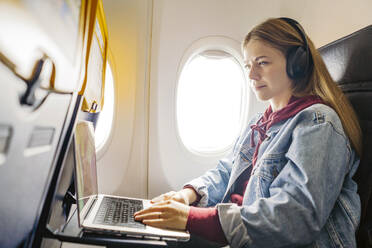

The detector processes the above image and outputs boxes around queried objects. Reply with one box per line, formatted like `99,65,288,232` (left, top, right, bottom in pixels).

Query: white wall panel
279,0,372,47
97,0,152,198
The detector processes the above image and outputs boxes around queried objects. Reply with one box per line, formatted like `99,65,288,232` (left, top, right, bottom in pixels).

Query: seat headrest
318,25,372,91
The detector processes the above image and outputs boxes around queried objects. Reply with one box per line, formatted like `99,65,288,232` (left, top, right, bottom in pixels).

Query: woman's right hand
151,188,197,206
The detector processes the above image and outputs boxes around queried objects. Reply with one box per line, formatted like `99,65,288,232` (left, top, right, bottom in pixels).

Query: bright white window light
95,63,115,150
176,50,247,154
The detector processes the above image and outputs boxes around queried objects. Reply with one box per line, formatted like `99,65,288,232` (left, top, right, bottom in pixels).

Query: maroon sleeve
183,185,202,206
186,206,228,245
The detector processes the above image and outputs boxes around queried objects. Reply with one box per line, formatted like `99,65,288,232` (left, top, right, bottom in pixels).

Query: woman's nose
248,66,260,80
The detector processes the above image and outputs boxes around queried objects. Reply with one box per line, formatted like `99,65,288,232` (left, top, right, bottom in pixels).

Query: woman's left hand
134,200,190,230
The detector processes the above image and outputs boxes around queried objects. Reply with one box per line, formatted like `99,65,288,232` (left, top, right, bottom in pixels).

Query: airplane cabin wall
99,0,372,199
98,0,152,198
279,0,372,47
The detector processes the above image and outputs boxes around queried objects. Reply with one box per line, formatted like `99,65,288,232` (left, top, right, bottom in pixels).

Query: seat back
319,25,372,248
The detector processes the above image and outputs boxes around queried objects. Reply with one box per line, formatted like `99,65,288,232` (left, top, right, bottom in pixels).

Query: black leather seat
319,25,372,248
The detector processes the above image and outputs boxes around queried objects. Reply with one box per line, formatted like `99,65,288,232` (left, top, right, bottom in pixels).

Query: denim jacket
185,104,360,248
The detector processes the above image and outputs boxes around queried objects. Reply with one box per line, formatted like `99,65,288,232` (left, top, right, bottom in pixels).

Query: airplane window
176,50,248,154
95,62,115,151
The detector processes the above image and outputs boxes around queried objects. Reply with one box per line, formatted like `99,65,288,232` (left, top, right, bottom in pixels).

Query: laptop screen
74,121,98,218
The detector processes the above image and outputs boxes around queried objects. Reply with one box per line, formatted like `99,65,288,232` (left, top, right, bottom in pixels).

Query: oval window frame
175,36,250,158
95,56,117,159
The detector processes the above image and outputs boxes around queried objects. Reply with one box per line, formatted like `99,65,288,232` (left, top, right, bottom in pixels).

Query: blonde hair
243,18,362,156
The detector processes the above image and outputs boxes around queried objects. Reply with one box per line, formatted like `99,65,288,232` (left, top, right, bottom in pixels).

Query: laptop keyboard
93,197,145,229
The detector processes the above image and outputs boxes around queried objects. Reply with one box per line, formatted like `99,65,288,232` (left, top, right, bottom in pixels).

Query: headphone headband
279,17,309,48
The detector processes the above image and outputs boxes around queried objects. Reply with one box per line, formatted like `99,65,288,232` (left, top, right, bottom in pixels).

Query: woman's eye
258,61,268,66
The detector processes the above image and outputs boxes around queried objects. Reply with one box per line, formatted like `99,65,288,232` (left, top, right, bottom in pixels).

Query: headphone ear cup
286,46,308,79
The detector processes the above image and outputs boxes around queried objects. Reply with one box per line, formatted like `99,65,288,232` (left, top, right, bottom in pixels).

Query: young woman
134,17,362,248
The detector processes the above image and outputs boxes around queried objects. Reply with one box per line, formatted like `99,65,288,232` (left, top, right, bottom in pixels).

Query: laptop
73,120,190,241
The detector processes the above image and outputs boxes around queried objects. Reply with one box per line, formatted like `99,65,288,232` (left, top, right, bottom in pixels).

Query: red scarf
250,95,324,167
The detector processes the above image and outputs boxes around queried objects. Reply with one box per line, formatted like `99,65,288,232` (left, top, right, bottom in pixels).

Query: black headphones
279,17,312,80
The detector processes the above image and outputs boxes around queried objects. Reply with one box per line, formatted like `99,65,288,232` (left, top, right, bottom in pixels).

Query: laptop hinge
83,197,97,220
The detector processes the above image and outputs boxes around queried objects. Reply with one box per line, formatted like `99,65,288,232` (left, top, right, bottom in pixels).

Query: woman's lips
254,85,266,91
